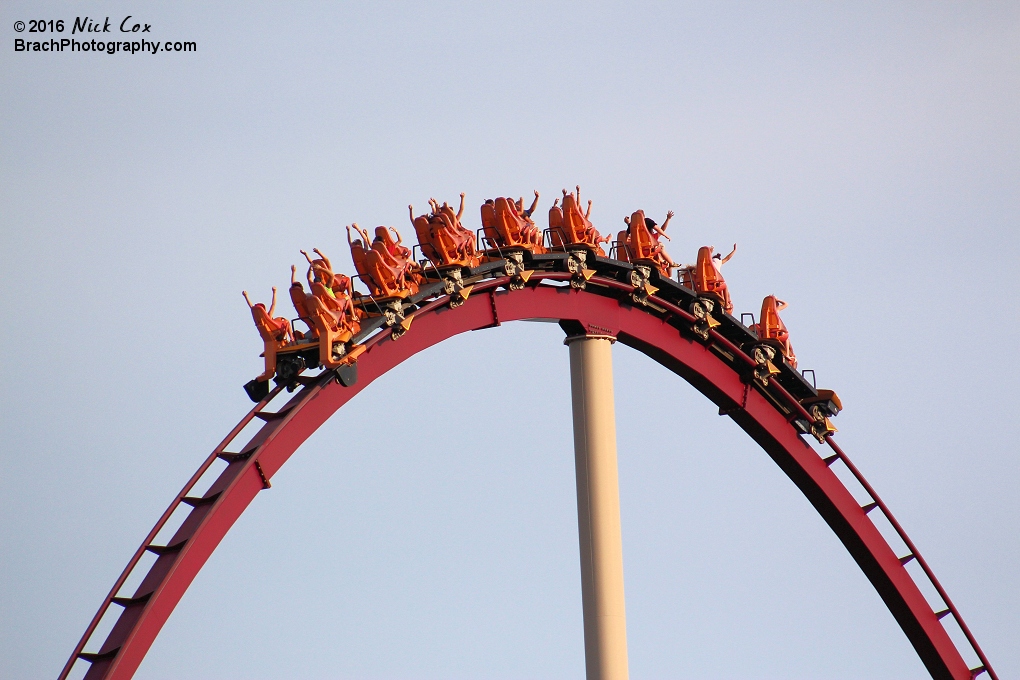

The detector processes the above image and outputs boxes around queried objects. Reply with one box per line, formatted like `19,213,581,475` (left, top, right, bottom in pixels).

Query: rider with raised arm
520,190,542,246
348,223,372,247
243,287,293,382
382,226,412,261
648,211,679,269
347,224,371,283
414,193,476,265
649,210,674,243
441,196,475,258
712,243,737,274
574,185,593,219
301,248,334,289
518,190,540,219
243,287,293,345
683,242,738,314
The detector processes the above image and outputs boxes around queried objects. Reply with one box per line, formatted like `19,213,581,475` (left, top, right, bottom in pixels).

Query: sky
1,1,1018,678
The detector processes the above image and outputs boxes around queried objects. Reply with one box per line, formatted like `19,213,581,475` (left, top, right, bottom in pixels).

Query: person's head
712,252,722,260
485,199,494,205
644,217,656,229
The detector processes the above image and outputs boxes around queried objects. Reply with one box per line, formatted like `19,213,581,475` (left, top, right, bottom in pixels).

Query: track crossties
60,264,996,680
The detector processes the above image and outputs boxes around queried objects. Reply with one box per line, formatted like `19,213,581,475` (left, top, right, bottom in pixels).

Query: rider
623,211,679,271
513,191,542,247
517,190,540,219
753,295,797,367
243,287,293,345
647,211,679,270
712,243,737,275
647,211,674,244
289,265,317,338
301,248,334,290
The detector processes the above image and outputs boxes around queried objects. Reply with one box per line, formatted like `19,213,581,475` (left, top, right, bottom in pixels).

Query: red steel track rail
56,384,283,680
821,438,997,680
59,273,996,680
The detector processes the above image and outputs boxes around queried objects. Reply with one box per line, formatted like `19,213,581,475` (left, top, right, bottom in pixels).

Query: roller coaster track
59,260,998,680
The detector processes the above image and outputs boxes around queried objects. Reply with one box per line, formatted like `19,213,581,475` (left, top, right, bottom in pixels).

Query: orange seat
289,283,316,337
692,246,732,314
349,239,372,288
626,210,674,277
249,304,292,382
349,227,422,299
751,295,796,367
304,283,361,368
374,226,412,262
615,230,631,262
412,215,441,264
481,197,547,253
560,192,607,253
252,306,291,344
480,201,501,249
495,197,526,245
413,208,480,268
548,203,568,249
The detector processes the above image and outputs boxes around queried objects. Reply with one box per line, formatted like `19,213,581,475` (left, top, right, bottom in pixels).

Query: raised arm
312,264,333,287
660,210,675,232
585,199,592,219
290,265,299,286
389,226,403,245
775,298,788,311
242,290,254,308
457,192,466,220
313,248,331,272
300,249,315,265
350,222,370,243
268,287,278,317
527,190,540,216
721,243,737,265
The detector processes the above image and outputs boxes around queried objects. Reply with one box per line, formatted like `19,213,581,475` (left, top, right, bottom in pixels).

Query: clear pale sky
2,2,1017,678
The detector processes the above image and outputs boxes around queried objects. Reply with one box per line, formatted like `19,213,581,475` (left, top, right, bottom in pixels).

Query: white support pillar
567,335,629,680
